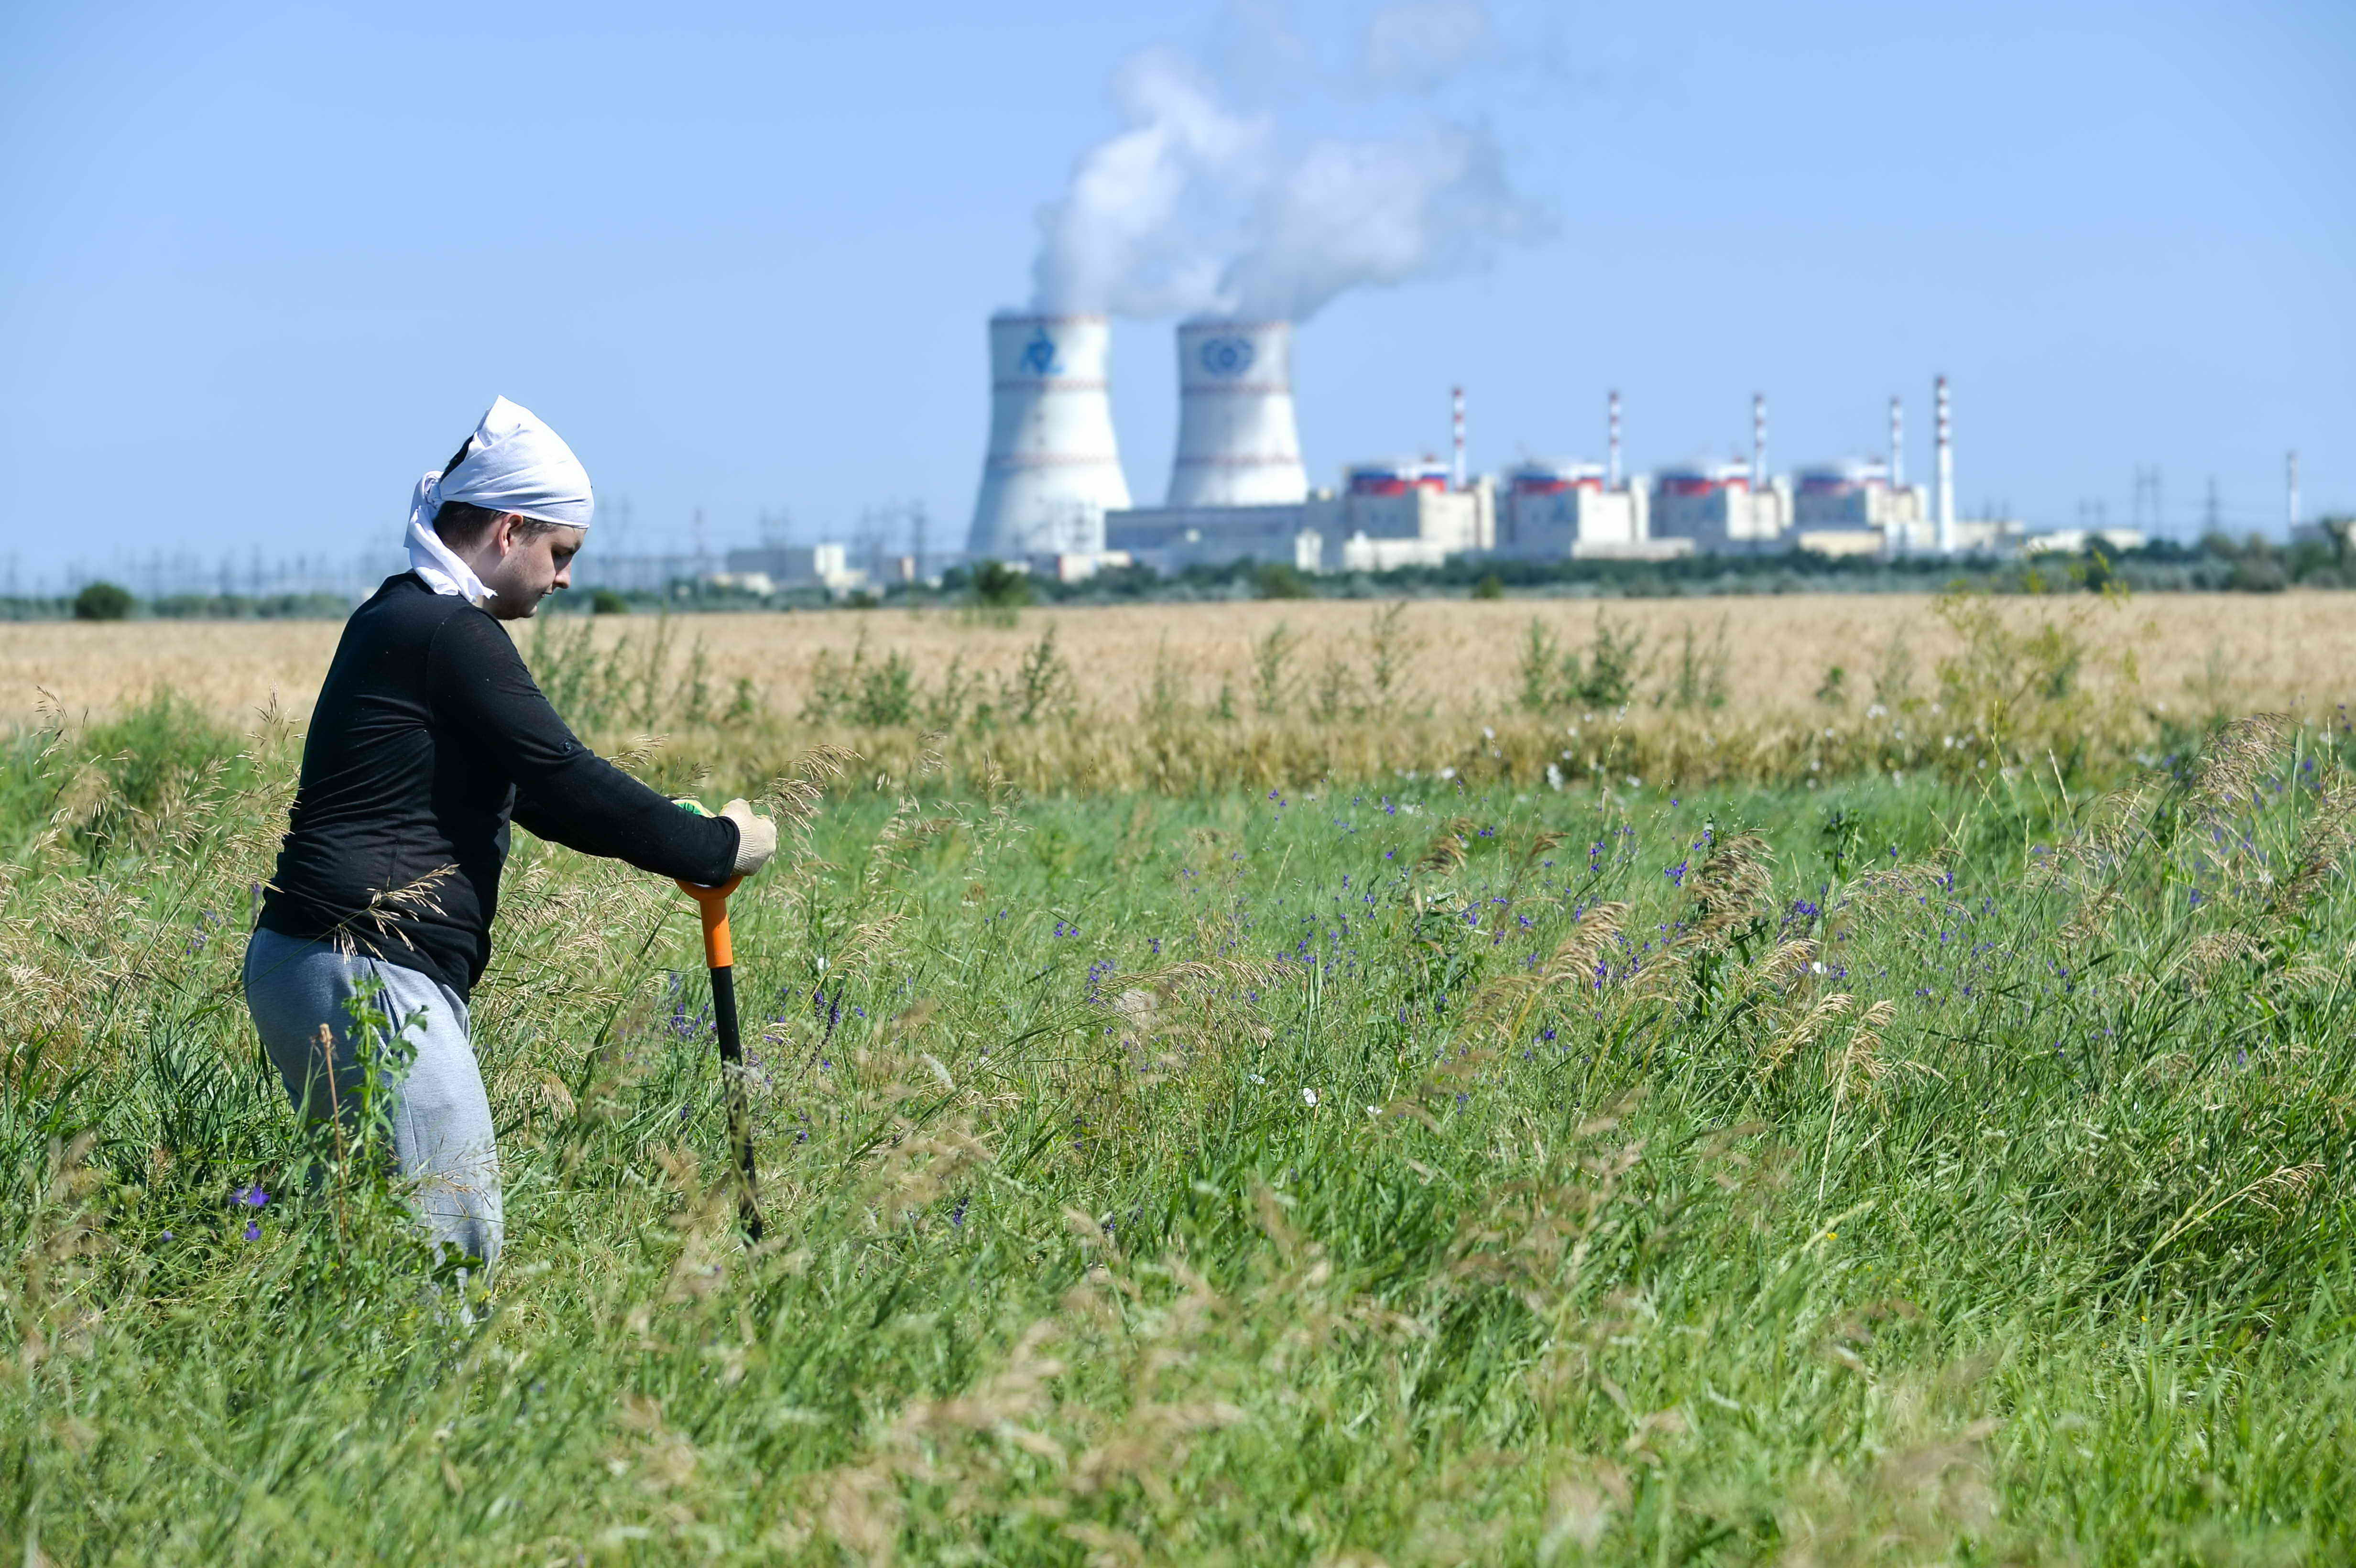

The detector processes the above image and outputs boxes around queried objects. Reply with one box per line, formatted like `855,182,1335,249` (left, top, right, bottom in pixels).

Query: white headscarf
404,396,593,604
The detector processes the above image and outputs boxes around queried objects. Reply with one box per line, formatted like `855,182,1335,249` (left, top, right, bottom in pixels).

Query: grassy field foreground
7,696,2356,1564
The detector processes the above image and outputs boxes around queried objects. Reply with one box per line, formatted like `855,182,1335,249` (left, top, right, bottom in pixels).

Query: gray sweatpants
242,927,502,1269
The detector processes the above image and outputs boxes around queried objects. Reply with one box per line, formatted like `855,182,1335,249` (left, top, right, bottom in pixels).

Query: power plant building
1647,463,1789,553
716,543,869,595
1494,460,1681,560
1788,458,1930,556
1331,460,1493,560
1106,460,1496,576
1104,501,1328,577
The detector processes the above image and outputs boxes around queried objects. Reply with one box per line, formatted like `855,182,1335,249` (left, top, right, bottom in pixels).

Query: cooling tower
1165,319,1309,507
967,313,1132,559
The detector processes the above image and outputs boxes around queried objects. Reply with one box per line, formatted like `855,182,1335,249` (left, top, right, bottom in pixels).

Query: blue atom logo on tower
1019,329,1062,377
1199,337,1254,377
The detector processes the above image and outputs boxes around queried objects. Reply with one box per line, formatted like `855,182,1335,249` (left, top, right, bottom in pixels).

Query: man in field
243,396,776,1275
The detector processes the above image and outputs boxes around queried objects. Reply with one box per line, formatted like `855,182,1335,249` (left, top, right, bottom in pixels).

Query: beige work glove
719,797,778,877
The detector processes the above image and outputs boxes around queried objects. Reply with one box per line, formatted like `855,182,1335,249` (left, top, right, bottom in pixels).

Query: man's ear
494,513,525,556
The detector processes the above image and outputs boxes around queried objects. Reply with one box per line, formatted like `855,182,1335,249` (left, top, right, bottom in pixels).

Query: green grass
5,698,2356,1565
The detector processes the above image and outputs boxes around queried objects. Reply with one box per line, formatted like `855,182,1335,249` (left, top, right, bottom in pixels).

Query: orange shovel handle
676,874,745,969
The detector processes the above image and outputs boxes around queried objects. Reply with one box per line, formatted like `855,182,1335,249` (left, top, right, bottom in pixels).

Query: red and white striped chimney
1934,374,1955,553
1751,392,1767,491
1451,385,1466,490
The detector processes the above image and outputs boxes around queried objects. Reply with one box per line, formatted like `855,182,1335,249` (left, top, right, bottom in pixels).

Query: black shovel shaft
707,961,764,1242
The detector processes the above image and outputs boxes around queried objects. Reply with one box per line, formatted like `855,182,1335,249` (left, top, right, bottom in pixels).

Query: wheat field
6,591,2351,727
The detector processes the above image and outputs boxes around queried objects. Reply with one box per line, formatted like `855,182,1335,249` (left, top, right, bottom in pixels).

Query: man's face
477,517,586,620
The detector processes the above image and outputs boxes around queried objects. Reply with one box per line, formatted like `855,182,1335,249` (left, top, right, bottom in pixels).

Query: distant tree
590,588,629,615
1254,562,1311,600
1472,572,1505,600
72,580,133,621
972,559,1032,609
2321,515,2356,565
2285,537,2338,585
2229,555,2289,593
2075,544,2115,592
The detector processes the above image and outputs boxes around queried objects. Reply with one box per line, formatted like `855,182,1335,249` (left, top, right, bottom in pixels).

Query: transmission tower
2130,465,2162,535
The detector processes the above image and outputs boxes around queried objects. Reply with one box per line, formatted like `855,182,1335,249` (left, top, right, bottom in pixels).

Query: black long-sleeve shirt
259,573,737,997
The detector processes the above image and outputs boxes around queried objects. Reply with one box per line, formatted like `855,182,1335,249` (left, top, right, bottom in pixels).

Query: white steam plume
1028,2,1546,323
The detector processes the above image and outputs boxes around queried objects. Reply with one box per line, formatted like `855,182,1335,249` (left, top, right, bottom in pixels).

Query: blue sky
1,0,2349,582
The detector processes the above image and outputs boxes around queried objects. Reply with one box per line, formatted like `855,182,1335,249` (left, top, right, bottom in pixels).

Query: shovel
674,803,764,1241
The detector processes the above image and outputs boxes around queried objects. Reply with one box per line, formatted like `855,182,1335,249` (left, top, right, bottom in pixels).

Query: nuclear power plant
965,313,2024,576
